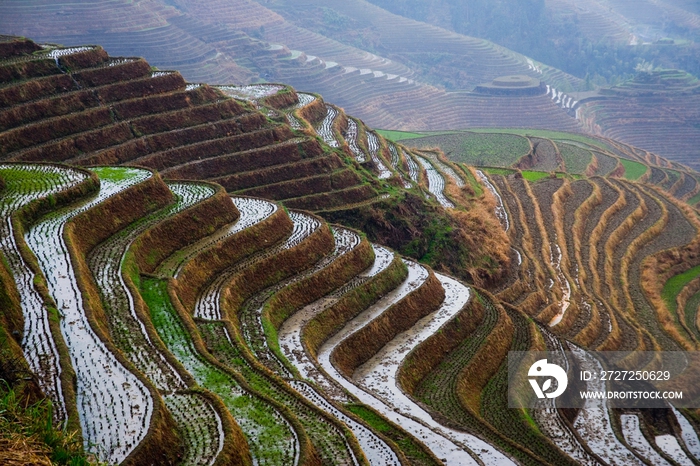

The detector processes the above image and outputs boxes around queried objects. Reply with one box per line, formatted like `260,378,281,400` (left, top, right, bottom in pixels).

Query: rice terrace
2,0,700,465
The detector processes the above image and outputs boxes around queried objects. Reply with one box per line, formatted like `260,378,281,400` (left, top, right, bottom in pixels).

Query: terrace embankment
265,232,373,330
321,189,509,287
303,254,408,357
332,270,444,376
131,183,239,274
0,250,41,400
176,203,293,311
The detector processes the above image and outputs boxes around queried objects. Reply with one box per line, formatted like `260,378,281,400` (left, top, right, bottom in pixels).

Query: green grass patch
662,264,700,342
345,404,438,466
140,277,296,464
375,129,430,141
684,290,700,340
470,128,616,152
91,166,138,182
662,265,700,313
619,159,648,180
196,322,359,466
397,132,529,167
0,385,91,465
688,188,700,206
521,171,549,181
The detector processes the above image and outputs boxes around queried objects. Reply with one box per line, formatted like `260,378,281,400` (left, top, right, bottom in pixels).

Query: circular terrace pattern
476,75,545,95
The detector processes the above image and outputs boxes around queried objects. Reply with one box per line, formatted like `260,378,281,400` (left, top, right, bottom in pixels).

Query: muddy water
0,164,88,425
416,155,453,208
621,414,670,465
548,241,572,327
672,406,700,460
279,245,393,387
353,274,517,465
570,346,644,465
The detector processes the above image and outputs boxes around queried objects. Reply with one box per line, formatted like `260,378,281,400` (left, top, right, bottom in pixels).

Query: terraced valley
3,36,700,466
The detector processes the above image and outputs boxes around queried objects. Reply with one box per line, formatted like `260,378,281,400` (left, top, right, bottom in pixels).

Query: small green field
662,264,700,312
557,143,592,175
619,159,647,180
470,128,616,152
402,132,530,167
376,129,431,141
521,170,550,181
345,404,438,466
688,190,700,206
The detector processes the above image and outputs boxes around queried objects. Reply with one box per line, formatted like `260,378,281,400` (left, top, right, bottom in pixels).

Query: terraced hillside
0,39,513,285
4,36,700,466
576,70,700,170
390,128,700,208
0,0,584,134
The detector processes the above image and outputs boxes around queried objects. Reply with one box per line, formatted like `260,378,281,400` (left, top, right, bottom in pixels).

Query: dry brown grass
521,178,560,303
222,220,334,315
551,180,573,271
584,153,599,177
548,179,583,334
260,86,298,109
572,180,601,292
603,185,646,314
497,278,529,303
518,289,547,317
588,179,624,303
297,96,327,125
0,436,54,466
676,277,700,346
572,301,602,348
638,193,700,350
304,255,407,357
448,203,511,287
500,177,545,287
133,184,238,273
596,311,626,351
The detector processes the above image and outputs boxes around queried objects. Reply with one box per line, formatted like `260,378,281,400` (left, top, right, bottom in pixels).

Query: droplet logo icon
528,359,568,399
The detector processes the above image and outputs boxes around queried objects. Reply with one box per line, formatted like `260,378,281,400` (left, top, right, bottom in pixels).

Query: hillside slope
0,0,582,133
3,36,700,466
